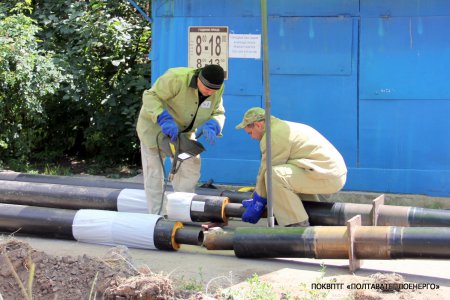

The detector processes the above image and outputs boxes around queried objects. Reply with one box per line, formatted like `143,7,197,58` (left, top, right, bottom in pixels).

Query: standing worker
235,107,347,226
137,65,226,215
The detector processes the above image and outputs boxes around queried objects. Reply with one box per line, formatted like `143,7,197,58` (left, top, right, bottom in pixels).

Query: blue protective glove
157,110,178,142
241,192,267,224
196,119,220,145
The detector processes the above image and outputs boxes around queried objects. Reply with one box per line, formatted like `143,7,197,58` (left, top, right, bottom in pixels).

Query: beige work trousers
270,164,347,226
141,143,201,215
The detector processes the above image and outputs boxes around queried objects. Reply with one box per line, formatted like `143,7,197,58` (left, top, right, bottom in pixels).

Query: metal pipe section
203,225,450,260
260,0,275,228
0,172,252,202
0,203,203,251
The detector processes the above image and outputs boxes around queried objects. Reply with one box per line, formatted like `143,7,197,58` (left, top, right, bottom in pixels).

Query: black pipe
389,227,450,258
0,180,119,210
175,226,204,246
0,171,144,190
407,207,450,227
190,195,228,223
234,227,316,258
0,172,252,202
230,226,450,259
0,203,76,238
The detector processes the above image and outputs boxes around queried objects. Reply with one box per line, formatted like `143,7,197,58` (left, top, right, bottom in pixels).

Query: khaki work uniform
255,117,347,226
136,67,225,214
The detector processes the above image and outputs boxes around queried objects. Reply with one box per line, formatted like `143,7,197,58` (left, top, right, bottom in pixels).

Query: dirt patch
0,239,206,300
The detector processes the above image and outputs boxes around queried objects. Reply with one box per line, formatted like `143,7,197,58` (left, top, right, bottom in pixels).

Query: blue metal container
151,0,450,197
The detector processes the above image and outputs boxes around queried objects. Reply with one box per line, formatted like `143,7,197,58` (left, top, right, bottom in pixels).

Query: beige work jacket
136,67,225,148
255,117,347,197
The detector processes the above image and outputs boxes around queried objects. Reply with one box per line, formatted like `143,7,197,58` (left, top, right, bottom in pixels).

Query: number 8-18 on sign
188,26,229,79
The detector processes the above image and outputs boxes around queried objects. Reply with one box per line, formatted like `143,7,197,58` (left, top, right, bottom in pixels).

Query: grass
3,255,35,300
179,267,205,292
220,274,278,300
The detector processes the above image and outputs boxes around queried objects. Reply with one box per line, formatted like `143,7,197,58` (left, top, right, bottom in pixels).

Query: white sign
229,34,261,59
188,26,229,79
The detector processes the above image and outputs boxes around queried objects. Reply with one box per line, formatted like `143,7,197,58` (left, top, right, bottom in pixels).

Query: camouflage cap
235,107,266,129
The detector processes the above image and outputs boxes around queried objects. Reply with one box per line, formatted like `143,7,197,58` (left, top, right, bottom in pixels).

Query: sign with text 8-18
188,26,229,79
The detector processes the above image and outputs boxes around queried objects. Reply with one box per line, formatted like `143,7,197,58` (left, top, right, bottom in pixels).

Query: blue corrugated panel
269,16,354,75
359,13,450,195
200,95,263,185
360,17,450,100
268,0,359,17
151,0,450,196
271,73,358,169
361,0,450,17
154,0,359,17
154,0,259,17
359,100,450,170
346,169,450,197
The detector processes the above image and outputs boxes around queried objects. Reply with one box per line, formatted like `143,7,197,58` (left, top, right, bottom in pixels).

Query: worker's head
235,107,266,140
197,64,225,96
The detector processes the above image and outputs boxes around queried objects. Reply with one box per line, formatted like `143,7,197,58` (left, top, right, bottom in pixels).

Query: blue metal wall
151,0,450,196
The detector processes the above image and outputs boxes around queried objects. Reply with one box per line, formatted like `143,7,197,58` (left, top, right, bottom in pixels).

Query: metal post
124,0,153,24
260,0,274,227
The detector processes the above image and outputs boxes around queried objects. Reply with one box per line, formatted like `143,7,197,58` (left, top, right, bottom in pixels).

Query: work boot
286,220,310,227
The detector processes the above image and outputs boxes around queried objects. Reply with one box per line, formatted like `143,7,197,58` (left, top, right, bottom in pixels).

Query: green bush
0,2,67,164
0,0,151,170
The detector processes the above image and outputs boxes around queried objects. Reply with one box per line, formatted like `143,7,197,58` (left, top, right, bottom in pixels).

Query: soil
0,239,206,300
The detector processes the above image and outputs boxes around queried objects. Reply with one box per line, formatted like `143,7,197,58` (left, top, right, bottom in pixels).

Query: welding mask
160,133,205,160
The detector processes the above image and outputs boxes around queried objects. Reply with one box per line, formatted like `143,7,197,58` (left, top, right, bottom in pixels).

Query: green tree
1,0,151,169
0,2,67,165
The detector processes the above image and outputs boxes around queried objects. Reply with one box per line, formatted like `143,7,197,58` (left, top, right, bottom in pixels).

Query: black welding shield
160,133,205,161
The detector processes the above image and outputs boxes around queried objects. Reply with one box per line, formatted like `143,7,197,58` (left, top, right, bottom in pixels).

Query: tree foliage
0,0,151,168
0,2,68,163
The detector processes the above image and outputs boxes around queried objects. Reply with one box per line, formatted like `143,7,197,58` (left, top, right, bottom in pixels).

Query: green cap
235,107,266,129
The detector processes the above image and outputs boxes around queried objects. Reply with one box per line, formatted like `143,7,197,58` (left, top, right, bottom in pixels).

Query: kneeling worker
235,107,347,227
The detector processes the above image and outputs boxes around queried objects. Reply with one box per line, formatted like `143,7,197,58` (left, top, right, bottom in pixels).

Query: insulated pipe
203,224,450,261
0,173,252,202
0,203,203,251
1,181,449,227
166,193,229,223
225,200,450,227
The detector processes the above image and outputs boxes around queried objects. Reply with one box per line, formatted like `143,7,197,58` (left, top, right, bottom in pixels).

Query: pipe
0,180,120,210
225,200,450,227
0,203,75,238
1,180,449,227
202,219,450,271
0,203,203,251
0,172,252,202
166,193,229,223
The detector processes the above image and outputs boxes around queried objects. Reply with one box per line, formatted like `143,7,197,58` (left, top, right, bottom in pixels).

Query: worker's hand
196,119,220,145
241,192,267,224
157,110,178,142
